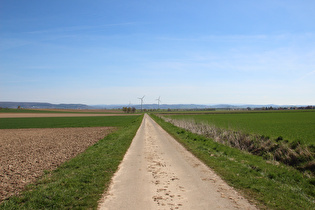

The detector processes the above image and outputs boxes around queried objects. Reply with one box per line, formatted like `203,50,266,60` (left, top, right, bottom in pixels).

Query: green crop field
164,110,315,145
0,108,122,114
0,115,139,129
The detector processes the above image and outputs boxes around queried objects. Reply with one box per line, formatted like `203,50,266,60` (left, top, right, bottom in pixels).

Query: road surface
98,114,256,210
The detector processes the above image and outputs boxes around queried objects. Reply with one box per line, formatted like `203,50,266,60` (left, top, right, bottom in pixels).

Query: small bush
261,135,270,140
267,173,275,179
309,178,315,186
290,140,301,150
276,136,283,142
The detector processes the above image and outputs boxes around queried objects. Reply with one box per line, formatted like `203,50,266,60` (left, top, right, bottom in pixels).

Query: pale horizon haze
1,1,315,105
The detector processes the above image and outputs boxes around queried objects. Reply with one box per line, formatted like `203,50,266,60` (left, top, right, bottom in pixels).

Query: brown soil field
0,127,114,202
33,109,124,113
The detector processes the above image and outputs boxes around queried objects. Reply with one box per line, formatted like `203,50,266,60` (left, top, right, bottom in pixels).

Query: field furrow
0,127,114,202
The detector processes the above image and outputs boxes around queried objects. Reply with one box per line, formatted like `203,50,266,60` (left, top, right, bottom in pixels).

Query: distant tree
131,107,136,113
18,106,21,109
127,107,131,113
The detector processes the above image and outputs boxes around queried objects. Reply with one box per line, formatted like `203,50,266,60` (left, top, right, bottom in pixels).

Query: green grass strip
0,108,120,114
0,116,139,129
150,114,315,210
0,115,143,209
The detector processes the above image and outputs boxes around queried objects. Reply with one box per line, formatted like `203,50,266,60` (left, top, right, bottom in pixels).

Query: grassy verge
159,115,314,175
0,115,143,209
0,116,139,129
150,114,315,209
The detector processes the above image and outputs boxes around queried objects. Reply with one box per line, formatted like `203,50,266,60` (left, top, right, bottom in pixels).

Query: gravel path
98,114,256,210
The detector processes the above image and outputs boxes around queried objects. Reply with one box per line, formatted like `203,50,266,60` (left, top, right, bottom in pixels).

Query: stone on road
98,114,256,210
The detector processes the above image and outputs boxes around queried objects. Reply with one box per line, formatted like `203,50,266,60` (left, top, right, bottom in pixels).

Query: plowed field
0,127,114,202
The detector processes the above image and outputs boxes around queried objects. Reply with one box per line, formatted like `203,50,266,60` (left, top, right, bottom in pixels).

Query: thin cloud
155,33,315,43
297,70,315,82
0,38,33,51
26,22,140,34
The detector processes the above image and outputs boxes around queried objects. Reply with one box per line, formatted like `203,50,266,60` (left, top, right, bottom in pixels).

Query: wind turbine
156,96,161,110
138,95,145,112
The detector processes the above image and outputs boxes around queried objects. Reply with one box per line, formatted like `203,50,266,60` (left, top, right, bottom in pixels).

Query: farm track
99,114,256,210
0,127,114,202
0,113,139,118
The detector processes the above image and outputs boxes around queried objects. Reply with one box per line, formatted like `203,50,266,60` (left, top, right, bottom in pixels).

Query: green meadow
0,108,122,114
0,116,139,129
164,110,315,145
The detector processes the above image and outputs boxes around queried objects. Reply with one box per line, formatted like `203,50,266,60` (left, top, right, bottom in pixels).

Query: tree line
122,107,136,113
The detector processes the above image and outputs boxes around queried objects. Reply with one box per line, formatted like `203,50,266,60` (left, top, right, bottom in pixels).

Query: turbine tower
156,96,161,110
138,95,145,112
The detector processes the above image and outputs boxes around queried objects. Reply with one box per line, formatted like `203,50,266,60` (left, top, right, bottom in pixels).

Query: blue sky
1,0,314,105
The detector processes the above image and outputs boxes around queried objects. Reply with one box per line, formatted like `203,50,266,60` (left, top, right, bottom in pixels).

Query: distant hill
0,101,312,110
91,103,309,110
0,102,91,109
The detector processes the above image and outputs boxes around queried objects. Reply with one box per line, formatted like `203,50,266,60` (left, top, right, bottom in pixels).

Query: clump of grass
159,115,314,174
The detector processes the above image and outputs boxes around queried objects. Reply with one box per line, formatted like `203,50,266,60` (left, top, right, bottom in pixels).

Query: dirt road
98,114,256,210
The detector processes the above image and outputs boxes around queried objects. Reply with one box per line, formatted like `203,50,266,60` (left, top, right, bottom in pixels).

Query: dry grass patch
159,116,314,174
